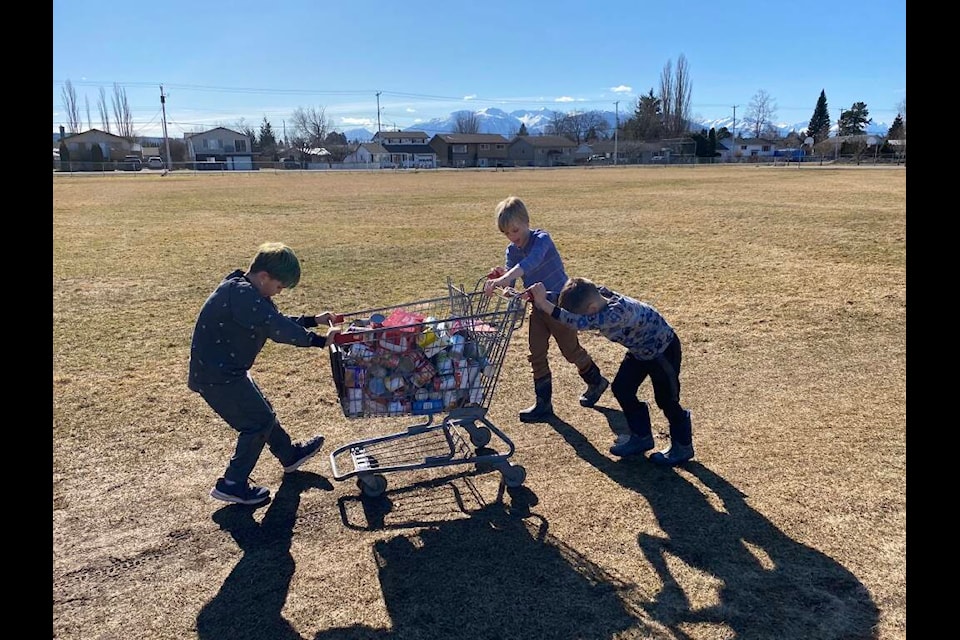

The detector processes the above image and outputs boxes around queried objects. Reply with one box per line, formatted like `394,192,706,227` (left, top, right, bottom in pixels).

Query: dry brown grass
53,165,906,640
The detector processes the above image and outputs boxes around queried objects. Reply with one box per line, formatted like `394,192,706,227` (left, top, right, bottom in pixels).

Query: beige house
59,129,136,163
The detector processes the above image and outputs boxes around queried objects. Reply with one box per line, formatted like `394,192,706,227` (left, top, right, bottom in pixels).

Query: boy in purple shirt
526,277,694,465
188,242,342,505
484,196,608,423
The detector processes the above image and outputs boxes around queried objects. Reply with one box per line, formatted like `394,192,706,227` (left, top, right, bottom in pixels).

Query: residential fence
53,153,904,174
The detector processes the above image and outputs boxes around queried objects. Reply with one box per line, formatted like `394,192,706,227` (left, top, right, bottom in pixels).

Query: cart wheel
501,464,527,488
357,474,387,498
469,426,492,448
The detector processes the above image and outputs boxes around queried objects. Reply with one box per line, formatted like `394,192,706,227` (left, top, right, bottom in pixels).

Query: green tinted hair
249,242,301,288
557,277,598,314
495,195,530,232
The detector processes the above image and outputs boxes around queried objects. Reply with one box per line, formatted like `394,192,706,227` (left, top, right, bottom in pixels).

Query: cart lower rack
328,278,526,497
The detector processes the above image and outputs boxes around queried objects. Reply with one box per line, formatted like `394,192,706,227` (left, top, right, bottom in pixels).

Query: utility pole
613,101,619,165
376,91,382,134
732,104,738,142
160,85,172,172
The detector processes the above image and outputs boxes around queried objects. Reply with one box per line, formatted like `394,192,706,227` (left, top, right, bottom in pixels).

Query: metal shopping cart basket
328,277,527,498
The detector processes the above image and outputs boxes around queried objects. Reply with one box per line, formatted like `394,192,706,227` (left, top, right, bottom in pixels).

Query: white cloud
611,85,632,94
555,96,575,103
463,94,476,101
405,108,416,113
341,117,374,127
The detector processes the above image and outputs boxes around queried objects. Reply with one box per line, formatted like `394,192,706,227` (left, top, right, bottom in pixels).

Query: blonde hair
495,196,530,232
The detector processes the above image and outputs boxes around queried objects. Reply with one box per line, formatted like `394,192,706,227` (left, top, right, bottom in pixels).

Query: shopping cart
328,277,527,497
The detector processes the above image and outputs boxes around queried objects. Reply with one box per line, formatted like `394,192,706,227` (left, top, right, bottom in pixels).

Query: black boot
610,402,654,456
519,375,555,423
578,363,609,408
650,409,694,466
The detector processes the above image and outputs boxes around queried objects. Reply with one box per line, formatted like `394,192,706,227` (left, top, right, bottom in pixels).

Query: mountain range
342,106,890,143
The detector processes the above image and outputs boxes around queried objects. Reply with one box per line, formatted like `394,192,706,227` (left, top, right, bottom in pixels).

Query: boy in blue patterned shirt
483,196,609,423
188,242,341,505
526,277,694,465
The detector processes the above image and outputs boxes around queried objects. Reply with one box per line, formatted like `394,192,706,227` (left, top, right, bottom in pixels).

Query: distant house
731,138,777,159
342,141,390,168
429,133,510,168
373,130,437,168
184,127,254,170
508,135,577,167
59,129,136,167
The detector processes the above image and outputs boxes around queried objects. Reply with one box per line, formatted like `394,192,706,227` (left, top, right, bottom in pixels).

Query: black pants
611,335,686,427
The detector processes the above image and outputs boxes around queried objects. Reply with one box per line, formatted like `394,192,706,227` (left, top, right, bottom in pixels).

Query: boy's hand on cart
483,267,507,296
316,311,342,326
325,325,342,341
524,283,547,306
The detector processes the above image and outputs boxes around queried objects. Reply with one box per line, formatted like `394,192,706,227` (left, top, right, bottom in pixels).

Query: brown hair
248,242,302,288
557,277,599,313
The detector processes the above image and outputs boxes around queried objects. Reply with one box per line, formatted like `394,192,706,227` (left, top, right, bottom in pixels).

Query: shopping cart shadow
546,406,880,639
196,471,334,640
314,501,639,640
337,466,540,532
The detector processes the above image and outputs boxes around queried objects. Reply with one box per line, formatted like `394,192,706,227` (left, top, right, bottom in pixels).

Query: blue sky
53,0,907,138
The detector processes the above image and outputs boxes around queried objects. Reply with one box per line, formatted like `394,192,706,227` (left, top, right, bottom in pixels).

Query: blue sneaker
283,435,325,473
609,434,655,457
210,478,270,505
649,443,695,466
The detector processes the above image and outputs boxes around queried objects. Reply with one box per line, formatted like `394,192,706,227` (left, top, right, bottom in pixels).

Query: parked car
280,158,301,169
145,156,165,170
122,155,143,171
587,154,608,164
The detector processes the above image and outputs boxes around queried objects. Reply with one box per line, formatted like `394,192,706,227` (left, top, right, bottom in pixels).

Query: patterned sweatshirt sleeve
229,285,324,347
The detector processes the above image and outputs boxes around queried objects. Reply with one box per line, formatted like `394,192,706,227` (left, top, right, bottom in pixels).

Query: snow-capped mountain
344,106,889,141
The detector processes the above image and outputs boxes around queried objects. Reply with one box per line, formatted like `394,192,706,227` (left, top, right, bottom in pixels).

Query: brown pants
527,306,595,380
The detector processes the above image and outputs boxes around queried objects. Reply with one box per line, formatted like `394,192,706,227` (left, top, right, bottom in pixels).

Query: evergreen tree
886,113,905,139
806,90,831,143
838,102,872,135
623,89,663,141
517,122,528,136
259,117,277,154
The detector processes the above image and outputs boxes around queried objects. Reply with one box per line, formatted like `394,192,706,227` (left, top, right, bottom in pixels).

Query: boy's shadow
314,502,638,640
548,406,880,640
196,472,333,640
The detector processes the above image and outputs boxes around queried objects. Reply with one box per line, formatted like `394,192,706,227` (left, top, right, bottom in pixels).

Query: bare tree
97,87,111,133
111,83,134,138
61,79,81,134
565,110,610,143
658,54,693,137
84,95,93,132
744,89,778,138
454,111,480,134
233,117,257,145
673,54,692,134
290,106,330,149
545,111,574,138
658,60,674,136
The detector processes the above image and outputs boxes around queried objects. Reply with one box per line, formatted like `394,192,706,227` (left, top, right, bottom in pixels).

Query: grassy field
53,165,906,640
